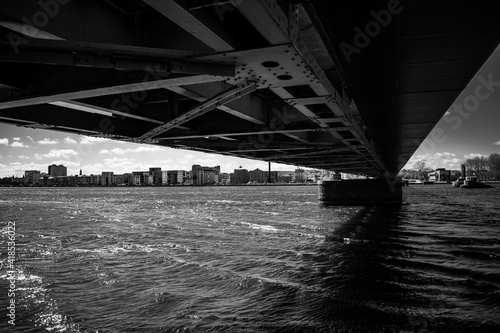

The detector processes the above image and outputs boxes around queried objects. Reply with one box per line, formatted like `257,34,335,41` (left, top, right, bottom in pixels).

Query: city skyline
1,47,499,178
10,162,316,187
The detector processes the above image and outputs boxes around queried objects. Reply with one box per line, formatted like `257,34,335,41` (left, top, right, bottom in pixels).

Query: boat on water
460,176,493,189
452,177,464,187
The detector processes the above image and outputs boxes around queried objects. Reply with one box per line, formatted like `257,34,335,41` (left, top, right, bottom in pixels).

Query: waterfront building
219,173,230,185
184,176,193,185
248,169,283,183
114,174,125,185
131,175,141,186
123,173,133,185
41,176,56,186
76,175,90,185
101,172,114,186
268,171,279,183
89,174,102,185
192,165,203,185
48,164,67,177
132,171,150,185
278,172,293,183
161,171,169,185
149,168,162,185
167,170,187,185
24,170,41,184
55,176,76,186
450,170,461,181
428,168,451,182
249,168,266,183
294,168,306,183
230,167,249,185
192,165,220,185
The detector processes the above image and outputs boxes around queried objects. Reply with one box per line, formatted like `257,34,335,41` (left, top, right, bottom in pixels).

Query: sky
400,44,500,170
0,47,499,177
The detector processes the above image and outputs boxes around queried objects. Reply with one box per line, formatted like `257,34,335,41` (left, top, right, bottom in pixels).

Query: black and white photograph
1,0,499,332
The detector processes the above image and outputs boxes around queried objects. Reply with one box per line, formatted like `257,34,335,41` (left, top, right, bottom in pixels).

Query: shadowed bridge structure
1,0,499,184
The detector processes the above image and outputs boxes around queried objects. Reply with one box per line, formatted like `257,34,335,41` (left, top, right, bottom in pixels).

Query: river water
0,185,499,332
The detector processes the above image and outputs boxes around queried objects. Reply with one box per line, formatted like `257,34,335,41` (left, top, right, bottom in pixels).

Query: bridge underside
1,0,499,176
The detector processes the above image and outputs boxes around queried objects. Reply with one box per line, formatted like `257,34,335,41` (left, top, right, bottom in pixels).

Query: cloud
0,161,49,176
26,136,35,143
82,157,154,175
64,137,77,145
38,138,60,145
99,146,166,155
34,149,78,160
494,141,500,145
11,141,29,148
102,157,136,165
18,155,30,159
49,160,81,168
79,137,112,145
0,138,8,146
13,137,20,141
464,153,488,159
404,152,464,170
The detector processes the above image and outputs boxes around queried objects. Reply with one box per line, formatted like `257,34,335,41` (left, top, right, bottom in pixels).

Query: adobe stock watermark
7,0,70,54
340,0,412,64
397,73,500,167
5,220,17,326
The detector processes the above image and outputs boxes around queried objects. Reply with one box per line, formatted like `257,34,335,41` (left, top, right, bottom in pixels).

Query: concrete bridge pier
318,178,402,206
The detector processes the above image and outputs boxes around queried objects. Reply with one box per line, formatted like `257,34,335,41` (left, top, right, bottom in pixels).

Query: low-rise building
278,172,293,183
76,176,90,185
90,174,102,185
219,173,230,185
114,174,126,185
101,172,114,186
428,168,451,182
24,170,41,184
230,167,249,185
249,168,266,183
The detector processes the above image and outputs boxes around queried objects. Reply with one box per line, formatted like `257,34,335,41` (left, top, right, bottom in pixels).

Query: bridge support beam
318,179,402,206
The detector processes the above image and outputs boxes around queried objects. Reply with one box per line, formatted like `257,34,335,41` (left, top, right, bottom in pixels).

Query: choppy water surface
1,185,499,332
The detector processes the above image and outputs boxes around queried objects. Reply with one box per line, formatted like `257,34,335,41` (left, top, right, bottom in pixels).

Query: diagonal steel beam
139,81,256,140
166,85,311,143
49,101,165,124
155,127,344,140
0,75,224,111
143,0,234,52
0,48,233,77
0,38,206,60
166,85,266,125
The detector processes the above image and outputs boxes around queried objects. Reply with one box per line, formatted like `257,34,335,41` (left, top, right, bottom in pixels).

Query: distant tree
465,156,490,180
488,153,500,180
413,160,433,180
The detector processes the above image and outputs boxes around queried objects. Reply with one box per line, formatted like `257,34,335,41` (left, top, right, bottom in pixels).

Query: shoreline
0,183,318,188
